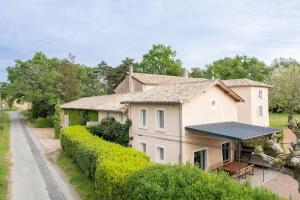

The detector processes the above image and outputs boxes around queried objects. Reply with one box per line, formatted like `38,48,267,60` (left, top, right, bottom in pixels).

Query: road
9,112,77,200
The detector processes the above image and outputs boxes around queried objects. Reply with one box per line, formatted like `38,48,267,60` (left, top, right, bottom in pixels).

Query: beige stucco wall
183,131,237,170
129,85,240,167
129,104,181,164
182,85,238,127
230,87,269,127
114,76,130,94
114,75,145,94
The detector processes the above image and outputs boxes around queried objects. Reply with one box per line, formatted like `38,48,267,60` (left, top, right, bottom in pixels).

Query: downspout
179,104,183,164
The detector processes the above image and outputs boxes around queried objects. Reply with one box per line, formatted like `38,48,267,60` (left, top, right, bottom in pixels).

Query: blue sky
1,0,300,81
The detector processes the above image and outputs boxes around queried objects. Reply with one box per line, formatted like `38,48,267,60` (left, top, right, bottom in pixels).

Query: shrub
124,165,281,200
61,125,151,200
35,117,53,128
54,103,61,138
87,118,131,146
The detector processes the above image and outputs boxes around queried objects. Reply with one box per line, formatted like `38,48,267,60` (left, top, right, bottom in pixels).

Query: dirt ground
30,128,61,157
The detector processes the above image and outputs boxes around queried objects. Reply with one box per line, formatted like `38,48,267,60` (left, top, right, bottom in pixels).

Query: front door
222,142,231,163
194,149,207,170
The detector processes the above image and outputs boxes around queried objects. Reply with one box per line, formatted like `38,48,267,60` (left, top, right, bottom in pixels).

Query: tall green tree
190,55,271,81
269,58,300,125
5,52,103,118
136,44,183,76
95,58,138,94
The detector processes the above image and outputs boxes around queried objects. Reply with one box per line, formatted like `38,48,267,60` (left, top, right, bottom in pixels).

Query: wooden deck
223,161,251,176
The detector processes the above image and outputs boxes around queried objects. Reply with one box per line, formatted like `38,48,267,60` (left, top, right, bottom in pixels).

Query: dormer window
258,90,263,99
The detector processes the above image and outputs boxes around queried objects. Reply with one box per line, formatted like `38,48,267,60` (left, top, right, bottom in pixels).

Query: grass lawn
56,152,96,200
269,112,300,129
0,112,10,200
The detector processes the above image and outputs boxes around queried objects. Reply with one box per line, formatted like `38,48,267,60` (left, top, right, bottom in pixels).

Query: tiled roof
222,79,272,88
131,73,207,85
61,93,131,112
186,122,281,141
121,80,244,104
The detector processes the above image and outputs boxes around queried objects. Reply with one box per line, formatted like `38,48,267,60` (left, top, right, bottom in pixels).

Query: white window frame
140,142,147,153
258,90,263,100
156,145,166,163
139,108,148,129
155,108,165,131
192,147,208,171
221,141,231,163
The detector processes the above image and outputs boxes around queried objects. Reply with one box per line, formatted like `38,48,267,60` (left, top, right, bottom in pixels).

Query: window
139,109,147,128
140,142,146,153
222,142,231,163
157,146,165,162
258,90,263,99
105,112,110,118
211,99,217,109
156,109,165,129
194,149,207,170
259,106,263,117
118,113,124,123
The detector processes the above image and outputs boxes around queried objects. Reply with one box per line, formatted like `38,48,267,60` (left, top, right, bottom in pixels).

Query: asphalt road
9,112,76,200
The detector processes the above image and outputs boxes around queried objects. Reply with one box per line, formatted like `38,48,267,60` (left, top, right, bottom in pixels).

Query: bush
88,118,131,146
61,126,151,200
124,165,281,200
35,117,53,128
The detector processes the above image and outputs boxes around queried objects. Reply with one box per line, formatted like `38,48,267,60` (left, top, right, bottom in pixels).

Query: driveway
9,112,78,200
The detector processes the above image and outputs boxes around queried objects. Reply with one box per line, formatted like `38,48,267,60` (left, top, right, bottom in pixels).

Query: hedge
87,117,131,146
64,109,98,126
61,126,151,200
124,165,282,200
35,117,54,128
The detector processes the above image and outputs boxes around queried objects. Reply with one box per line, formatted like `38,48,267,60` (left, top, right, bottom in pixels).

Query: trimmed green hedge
61,126,151,200
87,118,131,146
35,117,54,128
124,165,281,200
64,109,98,125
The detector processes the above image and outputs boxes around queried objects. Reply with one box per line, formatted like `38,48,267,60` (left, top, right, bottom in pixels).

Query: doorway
194,149,207,170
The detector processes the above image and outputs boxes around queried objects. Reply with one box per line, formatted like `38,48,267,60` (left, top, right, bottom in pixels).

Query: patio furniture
223,161,253,178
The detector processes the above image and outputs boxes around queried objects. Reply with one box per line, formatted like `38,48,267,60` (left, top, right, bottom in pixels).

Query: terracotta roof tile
222,79,272,88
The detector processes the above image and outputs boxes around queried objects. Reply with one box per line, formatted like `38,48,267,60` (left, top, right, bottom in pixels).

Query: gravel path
9,112,76,200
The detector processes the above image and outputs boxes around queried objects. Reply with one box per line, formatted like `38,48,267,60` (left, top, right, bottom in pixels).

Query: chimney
129,64,133,75
129,64,133,93
183,68,189,78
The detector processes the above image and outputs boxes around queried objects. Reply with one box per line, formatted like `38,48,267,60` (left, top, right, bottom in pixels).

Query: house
61,67,279,170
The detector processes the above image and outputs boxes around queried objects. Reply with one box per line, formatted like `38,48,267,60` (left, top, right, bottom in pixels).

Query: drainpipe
179,104,183,164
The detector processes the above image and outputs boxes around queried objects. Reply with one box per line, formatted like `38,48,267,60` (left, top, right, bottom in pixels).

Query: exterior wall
115,76,130,94
250,87,269,127
98,111,128,124
114,75,145,94
129,86,240,166
230,87,269,127
181,85,238,127
129,104,181,164
183,131,237,170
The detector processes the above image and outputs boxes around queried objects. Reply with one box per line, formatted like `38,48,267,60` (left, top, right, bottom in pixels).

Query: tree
78,66,103,97
95,58,138,94
190,55,271,81
268,58,300,125
54,102,61,138
136,44,183,76
4,52,103,119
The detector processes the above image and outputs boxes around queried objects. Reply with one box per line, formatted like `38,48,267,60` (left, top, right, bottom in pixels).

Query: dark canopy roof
185,122,281,141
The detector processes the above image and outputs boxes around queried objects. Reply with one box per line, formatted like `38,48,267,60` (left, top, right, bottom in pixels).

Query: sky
1,0,300,81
